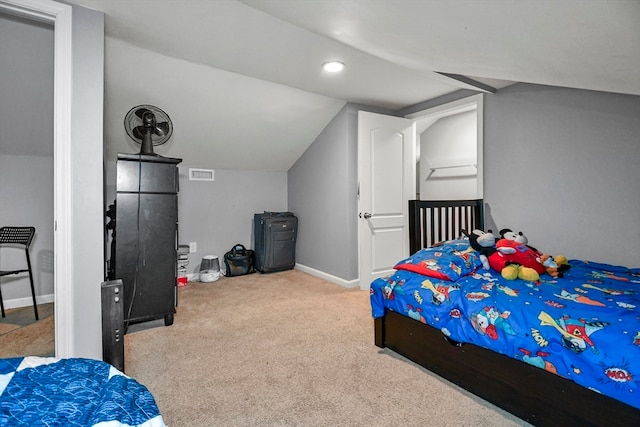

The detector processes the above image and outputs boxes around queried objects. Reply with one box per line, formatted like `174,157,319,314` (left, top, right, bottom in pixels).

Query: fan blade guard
124,104,174,154
154,121,170,137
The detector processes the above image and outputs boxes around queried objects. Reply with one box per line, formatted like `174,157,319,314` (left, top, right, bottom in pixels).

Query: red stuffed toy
488,229,569,280
489,229,546,274
488,238,545,276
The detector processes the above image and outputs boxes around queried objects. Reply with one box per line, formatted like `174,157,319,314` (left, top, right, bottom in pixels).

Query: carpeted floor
125,270,531,426
0,303,54,358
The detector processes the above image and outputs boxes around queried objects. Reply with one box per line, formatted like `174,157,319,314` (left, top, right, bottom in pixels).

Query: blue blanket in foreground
0,357,165,427
371,243,640,410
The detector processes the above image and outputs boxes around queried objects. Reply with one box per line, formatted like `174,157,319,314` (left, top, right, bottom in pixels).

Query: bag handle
263,211,294,217
231,244,247,256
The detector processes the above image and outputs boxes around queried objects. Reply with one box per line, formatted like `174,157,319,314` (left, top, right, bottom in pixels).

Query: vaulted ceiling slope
64,0,640,171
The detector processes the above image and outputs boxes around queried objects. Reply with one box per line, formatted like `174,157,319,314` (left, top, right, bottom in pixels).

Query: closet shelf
429,164,476,172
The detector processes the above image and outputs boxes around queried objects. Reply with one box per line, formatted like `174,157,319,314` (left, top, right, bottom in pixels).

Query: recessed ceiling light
322,61,345,73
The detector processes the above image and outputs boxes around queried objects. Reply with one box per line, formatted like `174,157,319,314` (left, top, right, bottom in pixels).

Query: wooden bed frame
374,199,640,427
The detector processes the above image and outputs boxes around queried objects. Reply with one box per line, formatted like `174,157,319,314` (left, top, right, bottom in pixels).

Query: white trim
0,0,74,358
476,95,484,198
1,294,55,310
294,264,360,289
187,266,360,288
405,93,482,121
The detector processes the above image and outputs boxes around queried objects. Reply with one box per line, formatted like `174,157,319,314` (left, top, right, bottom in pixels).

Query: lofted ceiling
53,0,640,170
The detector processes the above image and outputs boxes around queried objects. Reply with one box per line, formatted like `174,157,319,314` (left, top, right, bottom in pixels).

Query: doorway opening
357,95,483,288
406,94,484,201
0,0,75,357
0,10,55,356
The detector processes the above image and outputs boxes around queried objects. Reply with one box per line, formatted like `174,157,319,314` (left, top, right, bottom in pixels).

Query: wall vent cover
189,168,215,181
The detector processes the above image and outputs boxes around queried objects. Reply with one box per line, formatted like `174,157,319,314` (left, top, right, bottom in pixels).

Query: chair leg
26,254,39,321
29,266,40,320
0,285,5,318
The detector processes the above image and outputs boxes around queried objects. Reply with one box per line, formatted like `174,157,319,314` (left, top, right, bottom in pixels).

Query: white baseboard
2,293,54,310
294,263,360,289
186,266,359,288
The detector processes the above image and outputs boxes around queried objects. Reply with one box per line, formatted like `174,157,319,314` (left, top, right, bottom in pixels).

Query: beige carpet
125,270,530,427
0,303,54,358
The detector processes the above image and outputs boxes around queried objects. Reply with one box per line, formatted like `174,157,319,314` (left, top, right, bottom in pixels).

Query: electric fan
124,105,173,155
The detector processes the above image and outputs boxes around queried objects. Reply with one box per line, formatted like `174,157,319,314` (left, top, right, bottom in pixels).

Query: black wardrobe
113,153,181,327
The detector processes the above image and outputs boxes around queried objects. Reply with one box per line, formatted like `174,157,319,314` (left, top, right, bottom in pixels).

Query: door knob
363,212,372,219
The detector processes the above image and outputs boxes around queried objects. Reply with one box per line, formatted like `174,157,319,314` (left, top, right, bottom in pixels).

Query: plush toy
501,263,540,281
537,254,570,278
490,228,569,280
499,228,529,245
489,229,543,281
463,229,496,270
489,237,545,274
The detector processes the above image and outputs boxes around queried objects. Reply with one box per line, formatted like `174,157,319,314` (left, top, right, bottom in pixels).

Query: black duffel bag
224,244,255,277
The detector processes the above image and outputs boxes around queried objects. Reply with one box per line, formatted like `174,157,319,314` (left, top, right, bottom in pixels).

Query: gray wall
176,167,287,276
70,4,106,359
288,103,395,283
0,14,54,305
288,105,357,282
483,83,640,267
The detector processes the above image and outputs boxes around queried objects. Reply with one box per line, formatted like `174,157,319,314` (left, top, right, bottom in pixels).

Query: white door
358,111,416,290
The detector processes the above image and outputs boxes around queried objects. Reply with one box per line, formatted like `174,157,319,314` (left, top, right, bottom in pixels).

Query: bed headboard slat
409,199,484,254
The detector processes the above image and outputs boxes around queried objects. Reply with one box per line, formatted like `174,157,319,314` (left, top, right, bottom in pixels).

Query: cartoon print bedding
0,356,166,426
370,239,640,410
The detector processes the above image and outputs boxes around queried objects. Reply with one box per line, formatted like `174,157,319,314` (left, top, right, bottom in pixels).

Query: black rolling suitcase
254,211,298,273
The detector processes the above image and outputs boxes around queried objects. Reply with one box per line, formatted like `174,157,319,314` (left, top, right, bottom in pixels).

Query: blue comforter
371,243,640,410
0,357,165,427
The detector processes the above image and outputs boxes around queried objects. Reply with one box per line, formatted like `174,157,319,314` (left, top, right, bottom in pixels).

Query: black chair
0,226,39,320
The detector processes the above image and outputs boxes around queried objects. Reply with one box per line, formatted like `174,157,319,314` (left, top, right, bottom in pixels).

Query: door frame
406,93,484,199
0,0,73,356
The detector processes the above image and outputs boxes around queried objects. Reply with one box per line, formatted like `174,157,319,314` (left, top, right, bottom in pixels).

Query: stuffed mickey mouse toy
463,229,496,270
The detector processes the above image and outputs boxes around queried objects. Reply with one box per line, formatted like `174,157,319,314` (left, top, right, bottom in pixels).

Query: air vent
189,168,214,181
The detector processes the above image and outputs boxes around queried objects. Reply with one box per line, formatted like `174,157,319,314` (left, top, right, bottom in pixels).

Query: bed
372,199,640,426
0,356,165,426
